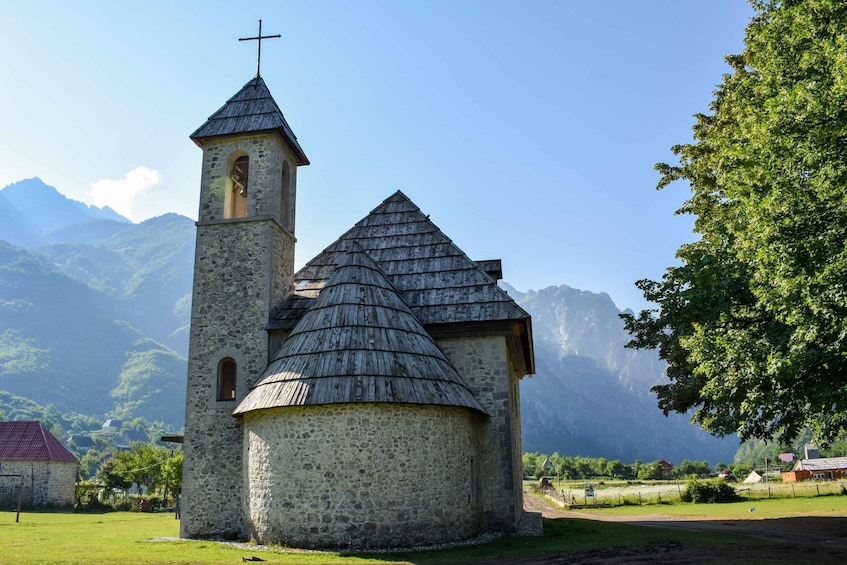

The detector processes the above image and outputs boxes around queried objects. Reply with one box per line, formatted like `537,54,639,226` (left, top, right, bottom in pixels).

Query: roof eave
189,127,310,166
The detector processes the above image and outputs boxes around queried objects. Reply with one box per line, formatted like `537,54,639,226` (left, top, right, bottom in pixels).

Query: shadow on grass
352,517,767,564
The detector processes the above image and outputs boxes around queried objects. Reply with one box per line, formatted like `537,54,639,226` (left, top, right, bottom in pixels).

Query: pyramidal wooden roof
271,190,532,330
0,421,78,463
190,76,309,165
235,244,485,415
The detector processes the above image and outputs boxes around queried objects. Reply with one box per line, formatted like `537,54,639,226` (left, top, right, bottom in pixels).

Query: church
181,60,537,548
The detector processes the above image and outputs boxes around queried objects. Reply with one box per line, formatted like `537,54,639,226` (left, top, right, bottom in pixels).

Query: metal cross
239,19,281,78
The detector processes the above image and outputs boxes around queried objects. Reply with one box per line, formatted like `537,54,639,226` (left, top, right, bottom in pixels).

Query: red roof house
0,421,78,507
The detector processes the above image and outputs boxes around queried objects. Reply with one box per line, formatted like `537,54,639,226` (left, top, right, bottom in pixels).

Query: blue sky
0,1,753,311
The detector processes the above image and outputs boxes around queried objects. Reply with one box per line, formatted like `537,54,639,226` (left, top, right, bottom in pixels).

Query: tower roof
0,421,78,463
234,243,486,416
190,76,309,165
271,190,534,374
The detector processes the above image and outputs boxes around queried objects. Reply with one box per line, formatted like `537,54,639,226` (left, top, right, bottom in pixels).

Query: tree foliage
622,0,847,445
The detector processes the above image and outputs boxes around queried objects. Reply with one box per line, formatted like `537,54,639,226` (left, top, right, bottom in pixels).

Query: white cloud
89,166,162,222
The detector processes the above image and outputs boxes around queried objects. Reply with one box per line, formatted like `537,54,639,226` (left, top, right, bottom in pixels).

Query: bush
684,478,740,503
113,499,134,512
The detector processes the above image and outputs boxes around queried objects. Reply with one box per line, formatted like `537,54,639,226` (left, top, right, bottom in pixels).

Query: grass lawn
571,494,847,521
0,509,768,565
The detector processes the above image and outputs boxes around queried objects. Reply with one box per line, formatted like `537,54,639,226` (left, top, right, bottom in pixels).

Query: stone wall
437,335,524,531
182,131,298,539
0,461,76,507
242,403,481,549
196,134,297,231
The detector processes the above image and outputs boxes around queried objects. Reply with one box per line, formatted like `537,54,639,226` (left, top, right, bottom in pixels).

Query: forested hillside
0,179,192,429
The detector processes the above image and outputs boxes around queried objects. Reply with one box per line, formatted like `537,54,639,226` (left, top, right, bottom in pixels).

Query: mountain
38,214,195,353
0,178,130,247
506,282,739,465
0,179,190,428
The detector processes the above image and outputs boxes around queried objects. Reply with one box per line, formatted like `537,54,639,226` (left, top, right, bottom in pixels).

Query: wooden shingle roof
270,190,534,374
794,457,847,471
0,421,78,463
235,244,486,415
190,76,309,165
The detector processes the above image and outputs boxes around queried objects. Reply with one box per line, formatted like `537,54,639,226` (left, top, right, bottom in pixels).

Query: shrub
684,478,740,503
114,499,134,512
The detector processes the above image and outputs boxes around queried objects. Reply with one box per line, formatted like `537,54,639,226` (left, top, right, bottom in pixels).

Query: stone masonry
0,461,76,507
181,132,299,539
242,403,481,549
437,335,525,530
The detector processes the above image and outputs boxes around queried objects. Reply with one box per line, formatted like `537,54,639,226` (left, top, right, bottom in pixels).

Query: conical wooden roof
270,190,534,374
273,191,530,325
234,243,485,416
190,76,309,165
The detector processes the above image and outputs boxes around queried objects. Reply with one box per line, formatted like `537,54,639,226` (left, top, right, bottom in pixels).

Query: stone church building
181,73,536,548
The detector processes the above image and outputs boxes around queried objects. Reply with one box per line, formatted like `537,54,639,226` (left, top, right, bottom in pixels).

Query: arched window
218,358,237,401
224,154,249,219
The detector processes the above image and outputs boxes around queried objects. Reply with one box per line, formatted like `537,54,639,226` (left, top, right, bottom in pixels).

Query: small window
218,358,237,401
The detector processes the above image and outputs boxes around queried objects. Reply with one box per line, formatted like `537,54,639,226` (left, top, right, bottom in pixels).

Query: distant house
782,456,847,482
804,444,820,460
100,419,122,435
651,460,674,478
112,431,147,450
717,469,737,482
0,421,78,507
68,434,94,449
778,452,796,464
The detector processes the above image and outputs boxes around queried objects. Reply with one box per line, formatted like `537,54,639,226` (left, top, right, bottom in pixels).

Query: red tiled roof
0,421,78,463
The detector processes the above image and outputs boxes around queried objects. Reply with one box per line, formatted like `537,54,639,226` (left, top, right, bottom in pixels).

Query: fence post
638,492,642,505
792,484,795,498
816,483,820,496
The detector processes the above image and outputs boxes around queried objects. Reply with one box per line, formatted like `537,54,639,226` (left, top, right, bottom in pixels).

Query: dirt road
507,493,847,564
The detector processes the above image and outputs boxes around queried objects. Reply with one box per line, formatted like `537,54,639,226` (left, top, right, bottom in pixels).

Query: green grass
570,493,847,520
0,509,768,565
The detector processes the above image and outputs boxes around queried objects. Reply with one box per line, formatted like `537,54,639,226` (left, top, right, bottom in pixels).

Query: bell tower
181,71,309,538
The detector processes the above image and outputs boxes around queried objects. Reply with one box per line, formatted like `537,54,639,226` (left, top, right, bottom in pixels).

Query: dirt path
502,493,847,564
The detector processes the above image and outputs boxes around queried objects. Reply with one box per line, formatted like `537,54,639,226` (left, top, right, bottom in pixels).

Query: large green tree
622,0,847,445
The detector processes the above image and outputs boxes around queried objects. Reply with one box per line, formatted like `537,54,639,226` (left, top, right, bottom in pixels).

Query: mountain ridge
0,178,130,247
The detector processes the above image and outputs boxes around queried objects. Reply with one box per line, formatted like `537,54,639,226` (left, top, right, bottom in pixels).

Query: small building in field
717,469,737,482
0,421,78,507
782,456,847,482
655,460,674,478
778,452,796,464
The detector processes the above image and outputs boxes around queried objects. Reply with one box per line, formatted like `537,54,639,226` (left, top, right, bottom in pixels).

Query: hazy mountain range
0,178,738,463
